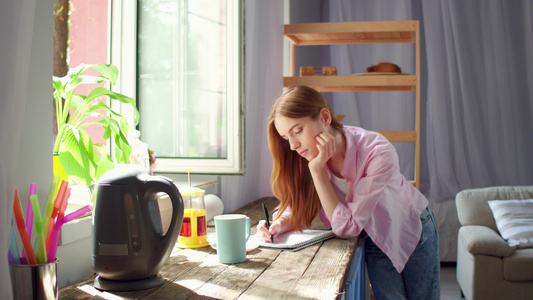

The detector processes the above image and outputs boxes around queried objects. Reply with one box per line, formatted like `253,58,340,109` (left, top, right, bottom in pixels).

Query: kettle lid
98,164,149,185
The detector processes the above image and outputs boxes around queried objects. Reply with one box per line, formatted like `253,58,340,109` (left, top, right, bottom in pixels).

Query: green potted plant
53,63,139,186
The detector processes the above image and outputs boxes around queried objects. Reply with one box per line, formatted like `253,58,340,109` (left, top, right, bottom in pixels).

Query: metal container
9,260,58,300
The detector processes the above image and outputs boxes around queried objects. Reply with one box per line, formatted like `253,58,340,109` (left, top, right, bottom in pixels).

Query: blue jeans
365,207,440,300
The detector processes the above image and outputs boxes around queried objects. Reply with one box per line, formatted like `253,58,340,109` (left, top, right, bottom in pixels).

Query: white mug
214,214,251,264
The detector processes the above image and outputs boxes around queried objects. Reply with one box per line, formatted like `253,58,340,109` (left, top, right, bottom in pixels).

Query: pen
262,203,274,243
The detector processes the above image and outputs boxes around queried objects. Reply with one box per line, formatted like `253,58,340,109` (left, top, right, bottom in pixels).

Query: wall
15,1,54,197
286,0,325,74
284,0,332,103
2,0,54,297
69,0,110,144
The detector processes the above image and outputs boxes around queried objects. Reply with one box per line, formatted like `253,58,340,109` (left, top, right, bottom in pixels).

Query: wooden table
59,197,364,299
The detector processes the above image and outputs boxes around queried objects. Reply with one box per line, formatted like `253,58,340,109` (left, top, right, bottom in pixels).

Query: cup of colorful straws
8,176,92,300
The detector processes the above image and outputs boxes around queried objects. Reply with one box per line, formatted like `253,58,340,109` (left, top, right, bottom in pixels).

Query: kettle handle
143,176,184,260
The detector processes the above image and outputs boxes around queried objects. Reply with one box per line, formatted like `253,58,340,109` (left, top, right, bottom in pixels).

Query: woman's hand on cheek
309,132,336,172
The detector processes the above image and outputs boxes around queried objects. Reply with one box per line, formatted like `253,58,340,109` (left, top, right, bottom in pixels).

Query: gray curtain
324,0,533,202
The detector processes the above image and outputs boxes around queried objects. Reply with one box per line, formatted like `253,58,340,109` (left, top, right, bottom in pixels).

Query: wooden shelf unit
283,20,421,188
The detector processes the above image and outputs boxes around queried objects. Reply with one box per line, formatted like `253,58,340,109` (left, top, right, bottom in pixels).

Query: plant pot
53,154,69,183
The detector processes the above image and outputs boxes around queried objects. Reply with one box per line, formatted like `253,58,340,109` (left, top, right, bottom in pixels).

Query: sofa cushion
456,186,533,230
488,199,533,249
503,248,533,281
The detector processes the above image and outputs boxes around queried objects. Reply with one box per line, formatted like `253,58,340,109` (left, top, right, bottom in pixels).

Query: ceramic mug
214,214,251,264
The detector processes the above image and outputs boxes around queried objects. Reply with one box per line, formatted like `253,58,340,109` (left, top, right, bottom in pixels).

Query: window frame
110,0,245,175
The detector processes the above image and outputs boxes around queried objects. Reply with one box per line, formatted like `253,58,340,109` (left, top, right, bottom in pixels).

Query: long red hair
268,86,343,230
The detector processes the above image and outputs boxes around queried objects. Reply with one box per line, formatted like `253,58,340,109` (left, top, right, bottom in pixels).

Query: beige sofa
455,186,533,300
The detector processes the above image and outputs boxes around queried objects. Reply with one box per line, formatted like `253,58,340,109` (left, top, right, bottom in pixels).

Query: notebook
258,229,336,251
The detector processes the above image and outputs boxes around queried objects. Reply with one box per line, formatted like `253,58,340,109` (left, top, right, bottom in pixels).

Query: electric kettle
91,166,184,291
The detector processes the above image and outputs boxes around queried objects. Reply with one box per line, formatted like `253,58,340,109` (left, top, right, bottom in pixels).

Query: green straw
43,176,60,238
30,195,47,264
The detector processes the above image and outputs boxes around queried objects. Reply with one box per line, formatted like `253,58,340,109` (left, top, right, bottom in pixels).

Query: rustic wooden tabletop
58,197,359,300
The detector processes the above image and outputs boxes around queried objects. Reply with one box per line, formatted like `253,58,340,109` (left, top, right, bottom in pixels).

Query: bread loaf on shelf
366,62,401,73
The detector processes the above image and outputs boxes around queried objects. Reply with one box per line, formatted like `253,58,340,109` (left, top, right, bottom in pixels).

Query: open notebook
258,229,336,251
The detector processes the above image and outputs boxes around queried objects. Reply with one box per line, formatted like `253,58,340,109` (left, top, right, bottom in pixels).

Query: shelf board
375,131,417,142
285,21,418,45
283,74,416,92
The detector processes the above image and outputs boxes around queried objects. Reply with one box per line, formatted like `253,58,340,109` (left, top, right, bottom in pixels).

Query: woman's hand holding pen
257,219,280,243
256,216,292,243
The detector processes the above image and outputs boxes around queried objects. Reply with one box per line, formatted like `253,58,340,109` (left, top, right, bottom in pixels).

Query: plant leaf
70,94,87,111
90,116,132,164
86,87,139,125
115,147,124,163
89,104,132,139
88,64,119,85
92,115,124,140
102,123,112,140
94,148,115,181
53,63,139,185
88,100,126,118
58,125,96,186
115,133,132,164
52,78,64,94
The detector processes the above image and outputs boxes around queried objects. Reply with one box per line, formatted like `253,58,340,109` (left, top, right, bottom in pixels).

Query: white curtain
220,0,283,212
421,0,533,201
325,0,420,181
324,0,533,202
0,1,38,299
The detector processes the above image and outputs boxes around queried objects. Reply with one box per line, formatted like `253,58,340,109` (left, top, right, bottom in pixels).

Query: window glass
134,0,243,175
138,0,228,159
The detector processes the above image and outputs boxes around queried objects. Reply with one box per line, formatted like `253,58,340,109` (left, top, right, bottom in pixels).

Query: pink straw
13,189,37,265
22,183,37,264
25,183,38,236
47,205,92,263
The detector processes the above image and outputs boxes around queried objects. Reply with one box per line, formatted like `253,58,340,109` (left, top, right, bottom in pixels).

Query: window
111,0,244,175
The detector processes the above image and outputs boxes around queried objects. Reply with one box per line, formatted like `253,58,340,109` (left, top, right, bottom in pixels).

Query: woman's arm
309,132,340,221
310,168,339,221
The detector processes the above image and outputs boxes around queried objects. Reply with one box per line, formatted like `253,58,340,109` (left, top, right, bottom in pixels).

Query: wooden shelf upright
283,20,421,188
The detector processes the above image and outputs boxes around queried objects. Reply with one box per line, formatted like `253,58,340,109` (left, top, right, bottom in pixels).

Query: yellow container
177,187,210,248
53,154,69,183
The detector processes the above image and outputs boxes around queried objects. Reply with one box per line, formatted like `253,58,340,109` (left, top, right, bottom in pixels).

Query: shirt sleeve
280,206,291,219
330,140,400,238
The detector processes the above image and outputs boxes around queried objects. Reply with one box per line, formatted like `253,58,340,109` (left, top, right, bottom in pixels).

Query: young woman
257,86,440,299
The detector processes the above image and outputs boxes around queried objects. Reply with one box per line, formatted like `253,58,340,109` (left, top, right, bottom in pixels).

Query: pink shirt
320,126,428,273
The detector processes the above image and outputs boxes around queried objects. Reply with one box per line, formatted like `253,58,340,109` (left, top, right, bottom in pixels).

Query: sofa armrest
458,225,514,257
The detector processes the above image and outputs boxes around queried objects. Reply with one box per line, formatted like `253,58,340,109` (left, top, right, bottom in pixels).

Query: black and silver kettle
92,166,183,291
